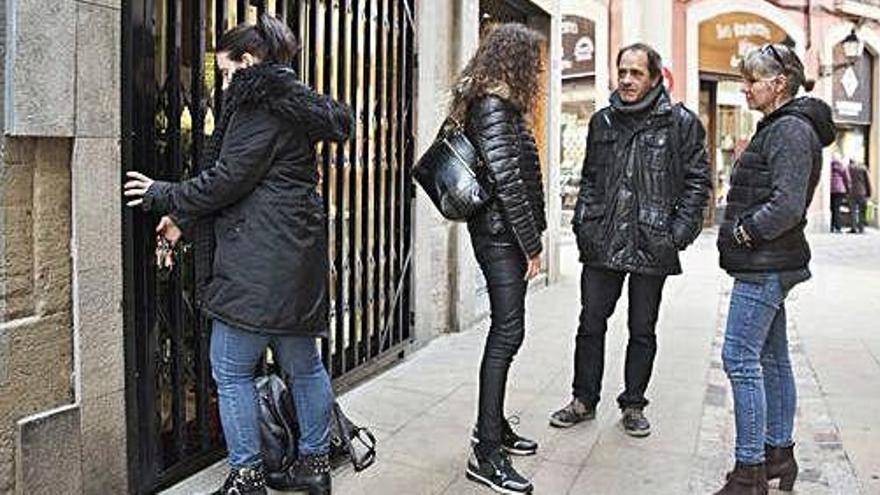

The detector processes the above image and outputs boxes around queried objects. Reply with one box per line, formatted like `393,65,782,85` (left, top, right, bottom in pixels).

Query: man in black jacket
550,43,711,437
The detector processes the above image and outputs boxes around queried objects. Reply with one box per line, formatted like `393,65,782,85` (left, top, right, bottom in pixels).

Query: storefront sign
561,15,595,78
837,1,880,22
699,12,789,77
833,44,874,125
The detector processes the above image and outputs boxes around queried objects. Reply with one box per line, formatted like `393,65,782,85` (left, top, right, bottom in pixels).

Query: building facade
561,0,879,229
0,0,564,493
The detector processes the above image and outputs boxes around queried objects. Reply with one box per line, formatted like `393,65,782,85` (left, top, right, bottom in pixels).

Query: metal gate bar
360,0,373,363
332,0,348,376
123,0,416,491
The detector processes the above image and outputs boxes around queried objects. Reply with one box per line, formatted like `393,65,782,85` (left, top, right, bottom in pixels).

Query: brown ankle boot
765,443,798,491
714,462,768,495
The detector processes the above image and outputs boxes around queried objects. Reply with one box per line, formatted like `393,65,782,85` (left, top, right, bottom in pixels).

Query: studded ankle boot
212,465,267,495
289,453,331,495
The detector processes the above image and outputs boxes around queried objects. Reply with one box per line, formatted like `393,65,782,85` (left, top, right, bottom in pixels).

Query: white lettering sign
715,22,773,41
835,100,864,116
562,20,579,35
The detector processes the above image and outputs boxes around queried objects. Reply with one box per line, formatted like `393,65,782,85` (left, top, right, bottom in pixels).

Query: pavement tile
161,232,878,495
570,452,693,495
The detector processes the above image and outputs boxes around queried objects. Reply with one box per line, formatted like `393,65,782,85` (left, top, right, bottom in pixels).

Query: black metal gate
121,1,416,492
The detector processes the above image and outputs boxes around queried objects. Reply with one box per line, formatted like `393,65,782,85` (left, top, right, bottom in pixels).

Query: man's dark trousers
572,266,667,410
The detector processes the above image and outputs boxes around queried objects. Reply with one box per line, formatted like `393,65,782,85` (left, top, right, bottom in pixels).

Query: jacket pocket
216,215,246,241
642,130,671,172
592,131,617,164
575,204,605,257
638,206,675,258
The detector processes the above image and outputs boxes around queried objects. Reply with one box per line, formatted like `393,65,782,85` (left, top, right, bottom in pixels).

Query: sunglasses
761,44,786,70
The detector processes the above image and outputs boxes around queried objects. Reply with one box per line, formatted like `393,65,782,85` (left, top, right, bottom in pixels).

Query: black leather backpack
255,373,377,477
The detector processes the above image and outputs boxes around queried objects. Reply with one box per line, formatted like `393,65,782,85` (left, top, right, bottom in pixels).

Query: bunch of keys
155,236,175,279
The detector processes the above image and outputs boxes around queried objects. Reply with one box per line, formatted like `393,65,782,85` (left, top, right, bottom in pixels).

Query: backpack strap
669,103,689,197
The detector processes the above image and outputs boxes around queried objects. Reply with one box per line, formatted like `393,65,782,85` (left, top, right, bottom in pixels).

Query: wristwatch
733,223,754,248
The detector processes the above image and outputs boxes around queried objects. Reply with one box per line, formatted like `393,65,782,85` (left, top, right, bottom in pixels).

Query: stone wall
1,0,124,493
69,1,126,491
0,137,75,495
412,1,463,341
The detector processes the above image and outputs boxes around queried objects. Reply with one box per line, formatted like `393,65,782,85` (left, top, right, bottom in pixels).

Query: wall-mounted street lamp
821,29,864,77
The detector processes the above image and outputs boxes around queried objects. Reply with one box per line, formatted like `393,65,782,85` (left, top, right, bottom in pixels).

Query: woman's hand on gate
526,255,541,280
124,171,155,207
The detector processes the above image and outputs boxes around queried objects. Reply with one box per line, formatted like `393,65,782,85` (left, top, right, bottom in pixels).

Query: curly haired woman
449,23,547,494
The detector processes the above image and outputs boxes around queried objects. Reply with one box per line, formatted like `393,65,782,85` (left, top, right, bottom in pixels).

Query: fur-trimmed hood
224,62,353,143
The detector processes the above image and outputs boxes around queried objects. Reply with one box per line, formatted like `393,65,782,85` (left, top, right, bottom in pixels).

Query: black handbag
413,118,489,221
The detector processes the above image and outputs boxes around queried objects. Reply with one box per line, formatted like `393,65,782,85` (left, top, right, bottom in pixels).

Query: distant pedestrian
550,42,711,438
830,158,850,233
714,44,835,495
847,159,871,233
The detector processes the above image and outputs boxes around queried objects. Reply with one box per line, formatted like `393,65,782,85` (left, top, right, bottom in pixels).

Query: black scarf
608,84,665,134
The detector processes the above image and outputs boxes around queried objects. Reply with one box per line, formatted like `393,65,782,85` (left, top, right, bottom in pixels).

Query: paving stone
161,232,879,494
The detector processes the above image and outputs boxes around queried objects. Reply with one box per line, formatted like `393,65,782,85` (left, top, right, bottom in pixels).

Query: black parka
465,95,547,258
574,87,711,276
143,63,352,336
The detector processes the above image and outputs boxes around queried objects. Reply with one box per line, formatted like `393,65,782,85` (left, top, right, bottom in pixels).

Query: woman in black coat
448,24,546,495
124,15,351,495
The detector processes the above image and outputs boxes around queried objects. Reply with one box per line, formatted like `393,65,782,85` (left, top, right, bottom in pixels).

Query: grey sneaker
549,398,596,428
621,407,651,437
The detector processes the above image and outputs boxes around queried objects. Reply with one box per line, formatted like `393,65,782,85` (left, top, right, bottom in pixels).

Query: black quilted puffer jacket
718,97,836,273
465,95,546,258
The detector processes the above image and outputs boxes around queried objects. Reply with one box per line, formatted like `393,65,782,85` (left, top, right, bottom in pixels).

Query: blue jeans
722,274,797,465
211,319,333,468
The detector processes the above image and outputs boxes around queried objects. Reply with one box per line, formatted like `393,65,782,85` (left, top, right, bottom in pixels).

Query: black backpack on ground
255,372,377,477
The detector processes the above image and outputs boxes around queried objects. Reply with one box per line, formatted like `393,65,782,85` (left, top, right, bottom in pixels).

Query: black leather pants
470,231,528,453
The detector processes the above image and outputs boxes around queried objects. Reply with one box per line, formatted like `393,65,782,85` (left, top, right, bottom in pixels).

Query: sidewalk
164,230,879,495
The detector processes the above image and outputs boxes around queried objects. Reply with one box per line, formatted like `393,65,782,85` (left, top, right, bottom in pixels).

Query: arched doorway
696,12,793,223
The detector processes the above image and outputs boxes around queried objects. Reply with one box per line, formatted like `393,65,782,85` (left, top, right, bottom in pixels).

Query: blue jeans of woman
211,318,333,468
722,274,796,465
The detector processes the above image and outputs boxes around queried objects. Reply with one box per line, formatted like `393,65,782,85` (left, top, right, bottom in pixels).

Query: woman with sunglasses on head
124,14,351,495
714,44,835,495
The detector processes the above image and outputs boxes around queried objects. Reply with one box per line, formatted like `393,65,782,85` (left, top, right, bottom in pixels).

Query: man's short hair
617,43,663,81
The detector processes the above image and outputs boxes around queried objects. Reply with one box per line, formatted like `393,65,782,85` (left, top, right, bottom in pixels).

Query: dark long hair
449,23,545,122
218,13,299,65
